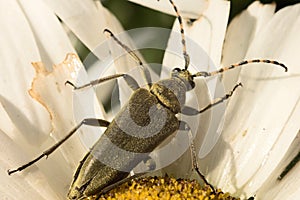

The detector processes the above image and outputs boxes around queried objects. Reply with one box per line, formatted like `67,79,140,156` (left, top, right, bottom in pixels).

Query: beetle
7,0,288,199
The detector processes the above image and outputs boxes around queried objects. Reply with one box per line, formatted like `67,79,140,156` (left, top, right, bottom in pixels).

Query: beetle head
171,68,195,91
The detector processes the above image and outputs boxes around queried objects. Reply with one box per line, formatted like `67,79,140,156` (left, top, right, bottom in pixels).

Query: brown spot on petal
28,53,87,169
242,130,248,137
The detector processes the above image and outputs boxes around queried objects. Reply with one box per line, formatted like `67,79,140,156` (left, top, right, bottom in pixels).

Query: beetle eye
172,68,181,72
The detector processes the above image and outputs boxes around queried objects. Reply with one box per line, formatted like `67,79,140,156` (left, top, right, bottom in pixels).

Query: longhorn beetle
8,0,288,199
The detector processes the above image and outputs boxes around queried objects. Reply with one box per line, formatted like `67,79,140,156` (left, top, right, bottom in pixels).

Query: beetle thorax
150,78,187,114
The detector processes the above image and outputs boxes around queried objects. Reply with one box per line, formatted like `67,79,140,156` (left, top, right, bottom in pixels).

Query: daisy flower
1,0,299,200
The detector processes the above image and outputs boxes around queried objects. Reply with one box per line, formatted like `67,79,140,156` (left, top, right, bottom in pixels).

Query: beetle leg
122,74,140,90
7,118,110,175
178,120,216,193
65,73,140,91
181,82,242,115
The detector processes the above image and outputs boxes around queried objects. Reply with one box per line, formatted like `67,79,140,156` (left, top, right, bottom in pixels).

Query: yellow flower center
87,176,240,200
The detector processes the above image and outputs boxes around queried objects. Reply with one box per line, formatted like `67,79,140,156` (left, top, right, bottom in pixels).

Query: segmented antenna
192,59,288,78
104,29,152,87
168,0,190,69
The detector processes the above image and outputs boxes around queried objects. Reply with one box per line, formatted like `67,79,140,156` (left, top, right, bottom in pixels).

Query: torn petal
30,53,107,163
22,54,106,198
0,0,51,143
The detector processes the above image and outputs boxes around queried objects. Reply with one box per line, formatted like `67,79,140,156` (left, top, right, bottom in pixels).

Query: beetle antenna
192,59,288,78
168,0,190,70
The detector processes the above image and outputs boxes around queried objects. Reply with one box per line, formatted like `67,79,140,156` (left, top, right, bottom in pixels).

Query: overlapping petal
0,0,114,199
206,3,300,199
159,0,230,176
222,2,276,91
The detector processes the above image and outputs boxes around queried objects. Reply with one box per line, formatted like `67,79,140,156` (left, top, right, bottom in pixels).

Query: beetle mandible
7,0,288,199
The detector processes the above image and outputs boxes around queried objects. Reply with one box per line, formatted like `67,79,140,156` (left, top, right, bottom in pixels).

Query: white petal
0,2,90,197
29,54,106,163
159,0,230,175
221,2,276,91
43,0,107,52
162,0,230,75
205,3,300,198
100,9,159,108
84,7,126,117
6,54,105,198
162,0,230,159
102,10,146,107
0,130,59,200
18,0,75,68
49,0,146,109
258,131,300,200
1,0,108,198
128,0,209,19
0,0,51,141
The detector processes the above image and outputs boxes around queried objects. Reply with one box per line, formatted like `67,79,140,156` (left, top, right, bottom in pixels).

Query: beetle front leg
7,118,110,175
65,73,140,91
181,82,242,115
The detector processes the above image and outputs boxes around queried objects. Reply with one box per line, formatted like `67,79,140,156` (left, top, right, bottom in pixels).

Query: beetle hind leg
178,120,216,193
7,118,110,175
